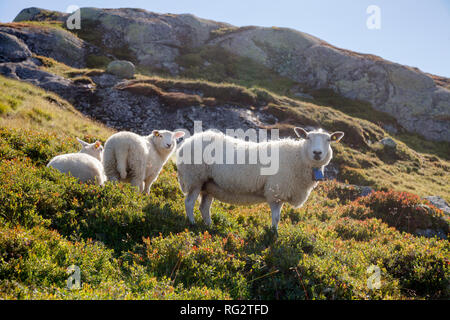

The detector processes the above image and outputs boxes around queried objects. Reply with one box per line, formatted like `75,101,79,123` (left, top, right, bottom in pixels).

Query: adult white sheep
176,127,344,230
47,138,106,185
103,130,185,193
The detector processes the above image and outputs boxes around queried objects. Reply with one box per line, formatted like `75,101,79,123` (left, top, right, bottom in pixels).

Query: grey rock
106,60,135,79
0,23,86,68
14,7,66,22
424,196,450,215
415,228,447,240
381,123,399,135
0,32,32,62
380,137,397,148
0,60,73,93
360,186,374,197
324,163,339,180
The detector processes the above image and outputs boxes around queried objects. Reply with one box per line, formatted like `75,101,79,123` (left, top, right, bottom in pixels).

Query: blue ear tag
313,167,324,181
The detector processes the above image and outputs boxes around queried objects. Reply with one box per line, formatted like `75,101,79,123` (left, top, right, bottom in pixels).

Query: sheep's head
151,130,185,152
294,127,344,165
77,138,104,162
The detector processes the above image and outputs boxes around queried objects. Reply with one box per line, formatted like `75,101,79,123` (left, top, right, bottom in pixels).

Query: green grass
0,90,24,115
0,76,113,141
85,55,112,69
33,55,105,82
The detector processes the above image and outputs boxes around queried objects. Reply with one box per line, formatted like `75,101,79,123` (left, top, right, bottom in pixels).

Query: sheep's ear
152,130,161,137
330,131,344,143
76,137,89,147
94,141,102,149
173,131,185,139
294,127,308,139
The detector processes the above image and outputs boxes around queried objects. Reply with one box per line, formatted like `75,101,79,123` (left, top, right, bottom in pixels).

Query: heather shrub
2,71,448,300
128,230,248,298
0,225,119,288
319,180,363,204
346,191,449,235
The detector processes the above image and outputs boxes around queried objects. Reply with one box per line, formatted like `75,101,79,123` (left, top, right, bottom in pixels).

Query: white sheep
176,127,344,230
102,130,185,193
47,138,106,185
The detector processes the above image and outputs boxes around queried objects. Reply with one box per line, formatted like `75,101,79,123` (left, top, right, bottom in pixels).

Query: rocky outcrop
10,7,450,141
73,73,276,136
208,27,450,142
0,28,76,94
0,32,32,62
0,22,87,68
0,29,274,137
14,7,229,74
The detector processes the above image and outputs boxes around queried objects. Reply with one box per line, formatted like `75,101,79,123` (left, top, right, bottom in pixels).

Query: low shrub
346,191,449,235
129,231,248,298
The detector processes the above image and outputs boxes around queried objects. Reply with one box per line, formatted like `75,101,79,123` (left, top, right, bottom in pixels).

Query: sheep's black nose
313,150,322,160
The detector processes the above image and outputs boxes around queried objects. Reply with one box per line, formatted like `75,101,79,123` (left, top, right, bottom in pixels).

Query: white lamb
102,130,185,193
176,127,344,230
47,138,106,185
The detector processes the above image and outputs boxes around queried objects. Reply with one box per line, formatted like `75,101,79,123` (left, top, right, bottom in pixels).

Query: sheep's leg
269,202,283,231
143,173,158,194
130,171,145,192
104,163,120,182
199,192,213,226
115,151,128,180
185,186,201,224
107,173,120,182
130,162,146,193
130,177,144,192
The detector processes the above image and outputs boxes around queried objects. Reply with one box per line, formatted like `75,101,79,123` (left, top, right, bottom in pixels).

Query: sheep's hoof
270,226,279,237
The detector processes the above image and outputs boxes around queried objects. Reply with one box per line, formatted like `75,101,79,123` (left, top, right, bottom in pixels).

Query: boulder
380,137,397,149
106,60,135,79
0,32,32,62
424,196,450,215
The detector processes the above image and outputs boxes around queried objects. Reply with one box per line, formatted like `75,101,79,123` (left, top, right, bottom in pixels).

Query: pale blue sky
1,0,449,77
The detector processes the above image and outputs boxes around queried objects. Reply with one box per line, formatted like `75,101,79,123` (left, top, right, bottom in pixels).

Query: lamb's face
77,138,103,162
151,130,186,152
294,127,344,165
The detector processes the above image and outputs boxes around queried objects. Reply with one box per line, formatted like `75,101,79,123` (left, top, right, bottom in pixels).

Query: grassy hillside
0,75,448,299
